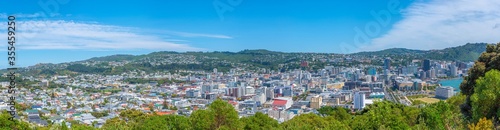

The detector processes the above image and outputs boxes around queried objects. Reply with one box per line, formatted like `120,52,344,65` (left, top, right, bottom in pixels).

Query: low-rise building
436,86,454,99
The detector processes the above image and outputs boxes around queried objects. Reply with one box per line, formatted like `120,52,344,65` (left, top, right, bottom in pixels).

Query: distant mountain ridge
83,43,488,63
352,43,488,61
12,43,489,76
353,48,426,55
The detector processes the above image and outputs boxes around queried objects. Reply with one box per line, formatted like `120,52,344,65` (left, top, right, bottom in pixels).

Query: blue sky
1,0,499,68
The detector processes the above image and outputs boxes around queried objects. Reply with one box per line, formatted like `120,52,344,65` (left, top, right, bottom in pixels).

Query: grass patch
414,97,440,104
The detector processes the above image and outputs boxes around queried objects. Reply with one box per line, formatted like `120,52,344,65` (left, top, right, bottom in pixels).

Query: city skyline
1,0,500,68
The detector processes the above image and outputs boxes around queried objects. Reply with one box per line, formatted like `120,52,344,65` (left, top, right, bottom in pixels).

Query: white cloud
167,31,233,39
360,0,500,51
1,20,211,51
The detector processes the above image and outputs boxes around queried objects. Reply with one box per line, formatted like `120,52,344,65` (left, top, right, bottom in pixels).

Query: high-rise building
408,65,419,74
450,64,458,77
420,71,426,80
266,87,275,100
367,67,377,75
384,58,391,70
354,92,366,110
423,59,431,72
430,67,436,79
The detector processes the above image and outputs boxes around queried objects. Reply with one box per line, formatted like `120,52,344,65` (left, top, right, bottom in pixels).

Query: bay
439,78,463,92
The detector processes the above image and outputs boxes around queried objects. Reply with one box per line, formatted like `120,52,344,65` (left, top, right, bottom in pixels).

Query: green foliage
353,43,487,62
407,94,428,99
446,93,466,113
209,99,242,130
91,111,109,118
411,100,427,106
190,109,214,130
470,69,500,122
425,85,438,91
240,112,279,130
350,101,416,129
317,106,351,122
419,101,466,129
122,78,150,84
71,123,97,130
425,43,487,61
61,121,69,130
281,113,348,130
119,109,149,121
66,64,111,74
460,43,500,121
124,78,184,85
354,48,425,56
0,111,32,130
14,102,29,112
1,99,477,130
468,117,494,130
88,54,137,62
98,99,242,130
101,117,129,130
135,115,191,130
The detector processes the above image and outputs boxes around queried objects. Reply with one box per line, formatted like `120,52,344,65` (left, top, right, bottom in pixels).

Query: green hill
8,43,490,76
352,43,488,61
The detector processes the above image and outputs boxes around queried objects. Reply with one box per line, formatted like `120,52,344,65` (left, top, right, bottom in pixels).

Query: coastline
438,78,464,92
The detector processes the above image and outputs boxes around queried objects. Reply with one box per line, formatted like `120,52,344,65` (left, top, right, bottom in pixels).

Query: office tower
354,92,365,110
384,58,391,70
367,67,377,76
450,64,458,77
420,71,426,80
430,67,436,79
423,59,431,72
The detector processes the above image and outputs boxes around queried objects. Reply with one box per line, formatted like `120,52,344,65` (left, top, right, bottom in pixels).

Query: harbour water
438,78,464,92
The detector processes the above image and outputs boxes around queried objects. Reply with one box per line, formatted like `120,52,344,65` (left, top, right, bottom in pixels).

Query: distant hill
352,43,488,61
87,54,137,61
354,48,426,56
424,43,488,61
8,43,491,76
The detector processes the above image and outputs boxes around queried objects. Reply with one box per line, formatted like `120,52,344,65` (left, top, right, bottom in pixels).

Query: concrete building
450,64,458,77
268,109,295,123
420,71,426,80
186,89,200,98
253,92,266,105
396,80,414,91
429,67,436,79
436,86,454,99
310,95,322,109
245,86,255,95
282,86,292,97
272,97,293,110
40,80,49,87
266,87,275,100
201,85,213,94
354,92,365,110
